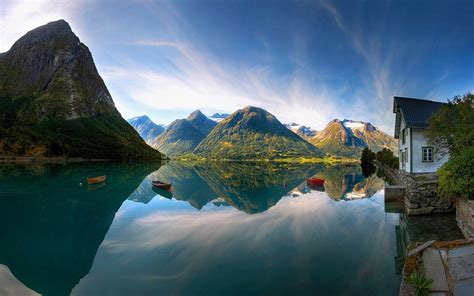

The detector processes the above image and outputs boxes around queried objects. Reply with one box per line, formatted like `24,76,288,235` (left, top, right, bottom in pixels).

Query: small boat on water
87,175,107,185
307,177,325,186
152,180,172,189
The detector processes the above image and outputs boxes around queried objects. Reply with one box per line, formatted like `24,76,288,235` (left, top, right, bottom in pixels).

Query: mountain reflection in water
129,162,384,212
0,161,396,295
0,163,160,296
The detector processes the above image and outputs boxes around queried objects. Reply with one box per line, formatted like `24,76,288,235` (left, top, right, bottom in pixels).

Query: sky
1,0,473,133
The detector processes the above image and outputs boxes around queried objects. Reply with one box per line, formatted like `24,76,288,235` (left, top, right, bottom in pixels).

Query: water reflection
129,162,385,213
0,162,396,295
74,192,400,295
392,213,464,274
0,163,160,296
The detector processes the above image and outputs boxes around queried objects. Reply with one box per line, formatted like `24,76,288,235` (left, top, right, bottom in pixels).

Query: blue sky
1,0,473,133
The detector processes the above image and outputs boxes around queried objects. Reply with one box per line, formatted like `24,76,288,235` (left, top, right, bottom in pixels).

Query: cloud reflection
73,191,399,295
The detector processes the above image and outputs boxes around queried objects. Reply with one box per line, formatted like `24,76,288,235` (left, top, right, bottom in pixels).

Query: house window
402,128,406,144
422,147,433,162
404,148,408,163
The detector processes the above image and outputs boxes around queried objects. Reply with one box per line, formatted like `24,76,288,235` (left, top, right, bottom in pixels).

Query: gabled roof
393,96,446,130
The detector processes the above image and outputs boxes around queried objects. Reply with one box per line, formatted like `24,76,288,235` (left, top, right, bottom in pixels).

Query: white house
393,97,449,174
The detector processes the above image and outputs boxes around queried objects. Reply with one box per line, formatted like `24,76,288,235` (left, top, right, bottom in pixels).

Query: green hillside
0,20,161,161
194,106,324,159
150,110,216,157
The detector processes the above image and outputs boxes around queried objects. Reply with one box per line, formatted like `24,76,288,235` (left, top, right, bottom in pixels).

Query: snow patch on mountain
284,123,317,138
209,113,230,122
343,120,365,129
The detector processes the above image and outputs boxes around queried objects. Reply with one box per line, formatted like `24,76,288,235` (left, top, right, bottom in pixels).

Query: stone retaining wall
456,198,474,238
378,164,454,215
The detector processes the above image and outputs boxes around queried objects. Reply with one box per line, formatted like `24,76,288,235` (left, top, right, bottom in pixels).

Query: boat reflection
129,162,385,213
151,186,173,199
0,161,389,295
307,183,325,192
309,166,384,201
0,163,160,296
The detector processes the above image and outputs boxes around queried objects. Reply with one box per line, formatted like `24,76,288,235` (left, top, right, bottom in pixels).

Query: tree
426,93,474,157
426,93,474,199
360,147,376,177
437,147,474,199
375,148,398,169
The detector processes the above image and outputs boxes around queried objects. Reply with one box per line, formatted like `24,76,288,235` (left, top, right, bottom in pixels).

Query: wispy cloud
82,0,343,128
317,0,402,132
99,0,394,130
3,0,468,134
0,0,87,52
103,33,343,128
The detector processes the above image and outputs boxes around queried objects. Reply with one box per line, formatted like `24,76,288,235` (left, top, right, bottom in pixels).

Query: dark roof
393,96,446,128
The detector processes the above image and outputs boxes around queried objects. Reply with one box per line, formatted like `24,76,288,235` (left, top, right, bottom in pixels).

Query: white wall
398,115,411,173
411,128,449,173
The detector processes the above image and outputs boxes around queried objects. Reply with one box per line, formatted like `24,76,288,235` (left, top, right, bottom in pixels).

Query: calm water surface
0,161,462,295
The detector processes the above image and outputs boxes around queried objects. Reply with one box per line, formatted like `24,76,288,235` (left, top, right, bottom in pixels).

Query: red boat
87,175,107,185
307,177,325,186
152,180,172,189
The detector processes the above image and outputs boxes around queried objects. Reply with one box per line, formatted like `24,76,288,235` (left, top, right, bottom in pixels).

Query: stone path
422,244,474,295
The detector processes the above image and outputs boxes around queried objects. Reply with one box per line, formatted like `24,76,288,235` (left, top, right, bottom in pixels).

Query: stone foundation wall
456,198,474,238
378,164,454,215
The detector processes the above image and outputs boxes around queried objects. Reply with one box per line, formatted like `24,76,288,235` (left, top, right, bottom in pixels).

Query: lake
0,161,462,295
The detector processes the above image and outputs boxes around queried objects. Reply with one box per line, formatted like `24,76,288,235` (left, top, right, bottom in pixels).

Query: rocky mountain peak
129,115,151,123
0,19,116,121
209,113,230,123
187,110,205,121
186,110,216,135
364,122,376,131
8,20,76,52
242,105,265,113
0,20,161,160
210,113,229,118
127,115,165,144
310,118,397,157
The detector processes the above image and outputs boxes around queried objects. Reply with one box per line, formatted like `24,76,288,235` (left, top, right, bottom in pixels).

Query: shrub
426,93,474,199
438,147,474,199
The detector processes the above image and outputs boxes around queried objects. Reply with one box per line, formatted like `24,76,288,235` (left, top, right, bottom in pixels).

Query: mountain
127,115,165,144
209,113,230,122
194,106,324,159
187,110,217,135
285,123,317,139
0,20,161,160
150,110,216,157
309,119,397,157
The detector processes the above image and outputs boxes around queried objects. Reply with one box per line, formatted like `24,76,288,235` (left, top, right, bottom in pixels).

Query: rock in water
0,20,161,160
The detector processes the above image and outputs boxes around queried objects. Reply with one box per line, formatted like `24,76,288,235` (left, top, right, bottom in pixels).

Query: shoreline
0,156,359,165
0,157,112,164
